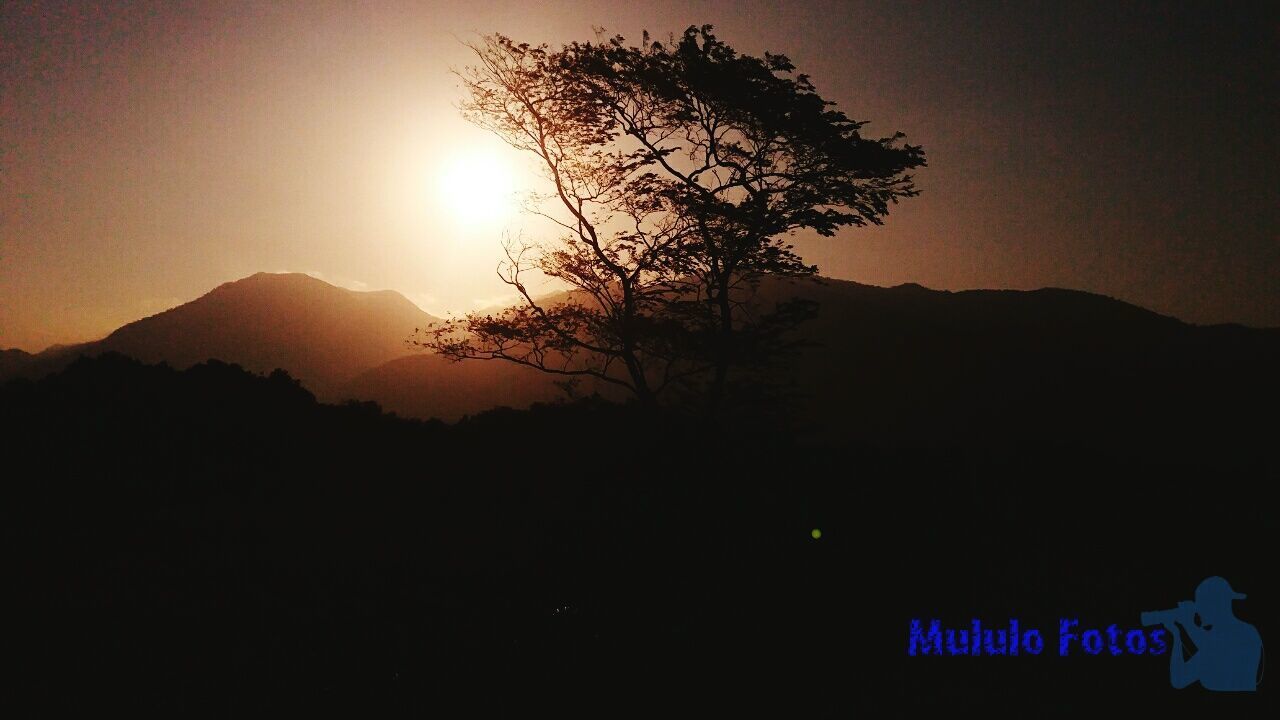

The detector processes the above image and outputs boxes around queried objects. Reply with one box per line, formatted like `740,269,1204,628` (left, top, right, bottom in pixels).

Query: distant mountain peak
215,271,333,290
26,272,446,398
198,271,424,311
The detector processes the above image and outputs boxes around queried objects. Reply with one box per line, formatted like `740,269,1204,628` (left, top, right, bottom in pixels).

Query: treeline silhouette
1,352,1274,714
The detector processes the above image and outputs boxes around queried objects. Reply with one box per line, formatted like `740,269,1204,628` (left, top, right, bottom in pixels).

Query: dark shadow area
1,350,1274,715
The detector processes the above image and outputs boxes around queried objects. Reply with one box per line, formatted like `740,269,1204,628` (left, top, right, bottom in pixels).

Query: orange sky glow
2,1,1276,351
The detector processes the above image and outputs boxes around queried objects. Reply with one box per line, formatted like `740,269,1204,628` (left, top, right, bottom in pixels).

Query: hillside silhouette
354,275,1280,440
2,275,1275,714
2,350,1272,714
0,347,33,376
760,278,1280,449
6,273,1276,429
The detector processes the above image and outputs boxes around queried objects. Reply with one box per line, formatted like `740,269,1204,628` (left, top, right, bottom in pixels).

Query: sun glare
436,150,518,228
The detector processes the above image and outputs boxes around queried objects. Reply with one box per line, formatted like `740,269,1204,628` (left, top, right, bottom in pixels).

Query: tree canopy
422,25,925,410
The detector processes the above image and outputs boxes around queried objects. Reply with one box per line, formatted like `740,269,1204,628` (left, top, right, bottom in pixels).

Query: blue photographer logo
1141,576,1263,692
909,576,1264,692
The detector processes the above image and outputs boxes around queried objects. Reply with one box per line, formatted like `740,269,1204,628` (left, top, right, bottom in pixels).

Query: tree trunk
708,275,734,414
624,351,655,407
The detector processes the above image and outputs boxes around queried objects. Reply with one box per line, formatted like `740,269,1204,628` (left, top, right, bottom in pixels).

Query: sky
2,0,1277,351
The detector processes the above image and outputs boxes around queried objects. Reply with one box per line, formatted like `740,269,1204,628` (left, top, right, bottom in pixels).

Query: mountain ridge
4,272,1277,425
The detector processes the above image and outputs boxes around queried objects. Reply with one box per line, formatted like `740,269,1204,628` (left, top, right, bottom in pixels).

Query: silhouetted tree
422,35,700,406
422,26,924,410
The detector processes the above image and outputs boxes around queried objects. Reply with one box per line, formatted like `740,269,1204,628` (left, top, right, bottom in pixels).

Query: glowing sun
436,149,518,227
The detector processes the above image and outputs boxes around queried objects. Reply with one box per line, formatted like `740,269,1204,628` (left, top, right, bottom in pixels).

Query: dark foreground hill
0,347,33,377
2,354,1273,714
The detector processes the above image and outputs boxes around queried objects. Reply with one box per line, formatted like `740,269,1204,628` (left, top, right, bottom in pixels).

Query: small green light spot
810,528,822,540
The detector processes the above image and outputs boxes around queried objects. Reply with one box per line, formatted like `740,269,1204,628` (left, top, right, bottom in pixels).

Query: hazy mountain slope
96,273,442,397
2,273,442,398
344,353,568,421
